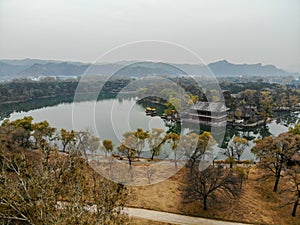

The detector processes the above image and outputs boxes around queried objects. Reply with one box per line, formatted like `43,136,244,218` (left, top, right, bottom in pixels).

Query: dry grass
20,151,300,224
127,166,300,225
129,217,173,225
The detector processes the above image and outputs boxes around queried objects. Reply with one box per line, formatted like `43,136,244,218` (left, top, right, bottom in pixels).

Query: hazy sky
0,0,299,70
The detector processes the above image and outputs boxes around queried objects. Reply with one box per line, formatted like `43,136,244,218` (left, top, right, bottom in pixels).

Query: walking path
125,207,252,225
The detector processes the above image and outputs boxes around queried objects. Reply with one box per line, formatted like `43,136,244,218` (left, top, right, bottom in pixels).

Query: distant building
182,102,229,127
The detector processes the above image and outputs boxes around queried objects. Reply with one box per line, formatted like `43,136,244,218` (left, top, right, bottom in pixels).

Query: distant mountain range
0,58,296,80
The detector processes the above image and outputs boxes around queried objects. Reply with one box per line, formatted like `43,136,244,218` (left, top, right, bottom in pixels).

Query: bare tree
145,164,156,184
76,130,100,165
183,165,240,210
0,121,128,224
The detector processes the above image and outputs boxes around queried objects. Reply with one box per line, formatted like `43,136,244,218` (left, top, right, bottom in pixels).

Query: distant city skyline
0,0,299,72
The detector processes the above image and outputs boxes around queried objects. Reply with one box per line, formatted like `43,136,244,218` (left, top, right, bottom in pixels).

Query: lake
6,97,167,148
2,96,298,160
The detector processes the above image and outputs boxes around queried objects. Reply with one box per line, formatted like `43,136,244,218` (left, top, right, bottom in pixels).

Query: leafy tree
252,132,298,192
289,123,300,135
118,132,137,170
284,165,300,217
133,128,149,160
164,133,180,168
224,136,248,168
148,128,165,160
259,99,273,122
234,108,243,120
39,139,56,169
59,128,76,152
235,166,248,189
231,136,248,162
2,116,34,147
32,120,56,148
184,132,213,171
102,139,114,157
177,133,198,169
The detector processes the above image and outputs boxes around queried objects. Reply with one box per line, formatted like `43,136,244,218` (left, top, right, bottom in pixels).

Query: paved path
125,207,252,225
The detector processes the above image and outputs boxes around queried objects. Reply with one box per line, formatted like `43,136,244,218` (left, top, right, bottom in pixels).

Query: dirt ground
127,166,300,225
130,217,173,225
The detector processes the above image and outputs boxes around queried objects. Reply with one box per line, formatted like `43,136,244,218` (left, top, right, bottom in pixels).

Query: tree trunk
62,144,66,152
273,169,281,192
151,151,155,160
203,196,208,210
82,147,88,165
174,150,177,169
137,151,140,161
129,166,133,181
128,157,132,170
240,178,243,189
292,191,300,217
229,157,233,168
292,198,299,217
109,158,113,179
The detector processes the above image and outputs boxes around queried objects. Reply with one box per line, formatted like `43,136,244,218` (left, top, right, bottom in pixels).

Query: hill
209,60,289,76
0,58,293,80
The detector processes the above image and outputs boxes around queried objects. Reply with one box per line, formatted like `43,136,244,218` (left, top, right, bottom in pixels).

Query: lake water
3,96,298,160
7,97,167,148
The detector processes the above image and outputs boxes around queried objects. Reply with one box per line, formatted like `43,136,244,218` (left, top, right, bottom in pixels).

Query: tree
258,91,274,123
289,123,300,135
183,165,240,210
102,139,114,157
32,121,56,148
118,132,137,170
0,152,60,224
148,128,165,160
195,132,212,161
224,136,248,168
133,128,149,160
235,166,248,189
90,171,129,224
39,139,56,169
283,124,300,216
1,116,34,147
164,133,180,168
59,128,76,152
0,127,129,224
76,131,100,165
234,108,243,120
145,164,156,184
184,132,213,171
252,132,298,192
285,165,300,217
231,136,248,162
